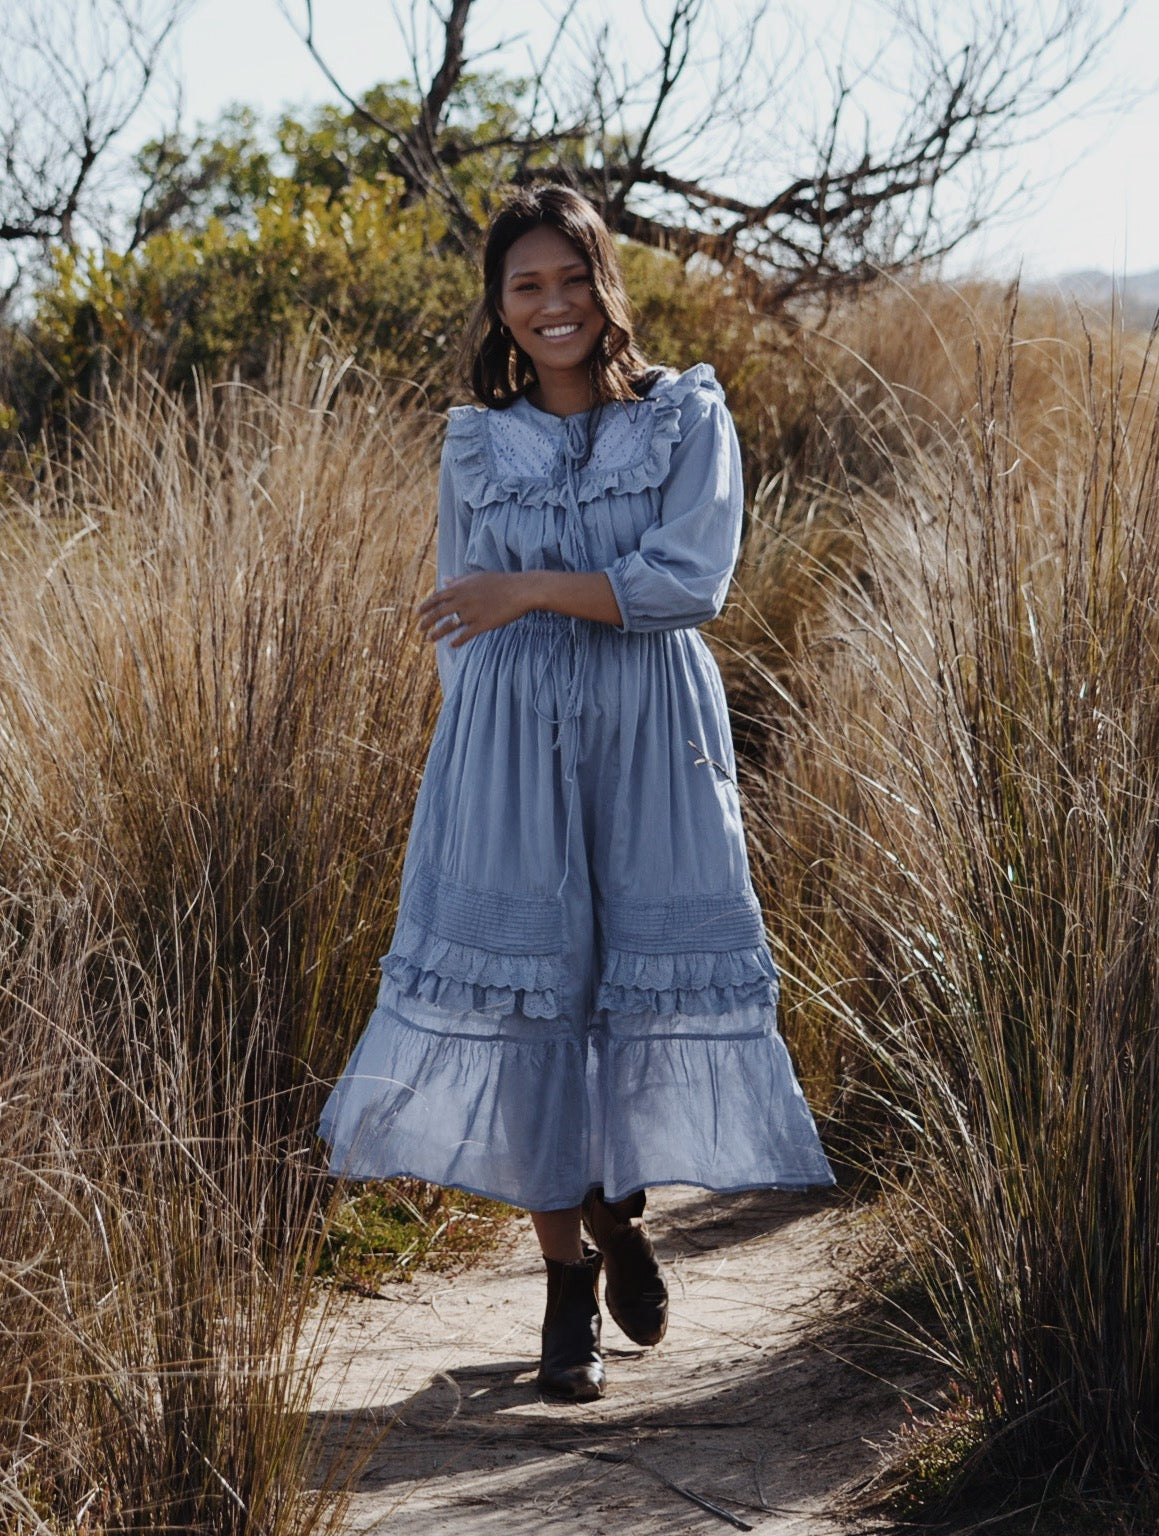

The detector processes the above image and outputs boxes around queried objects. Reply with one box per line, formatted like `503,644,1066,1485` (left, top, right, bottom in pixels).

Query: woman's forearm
418,568,623,647
521,570,623,627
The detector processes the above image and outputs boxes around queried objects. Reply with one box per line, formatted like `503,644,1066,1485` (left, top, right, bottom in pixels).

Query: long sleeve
603,385,743,633
434,439,472,694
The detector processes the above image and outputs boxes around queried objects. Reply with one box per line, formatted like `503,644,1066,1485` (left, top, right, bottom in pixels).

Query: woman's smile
497,224,604,407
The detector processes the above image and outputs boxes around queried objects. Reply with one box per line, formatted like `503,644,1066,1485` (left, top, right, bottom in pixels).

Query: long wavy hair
464,185,653,410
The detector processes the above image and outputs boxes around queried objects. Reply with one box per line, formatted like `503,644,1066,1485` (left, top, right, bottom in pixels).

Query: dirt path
307,1186,931,1534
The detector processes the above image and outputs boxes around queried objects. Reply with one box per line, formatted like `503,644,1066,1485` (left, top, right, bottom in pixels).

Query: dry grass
727,291,1159,1511
3,280,1158,1529
0,352,443,1532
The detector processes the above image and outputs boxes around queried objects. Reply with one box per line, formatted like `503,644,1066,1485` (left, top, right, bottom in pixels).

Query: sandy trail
307,1186,929,1534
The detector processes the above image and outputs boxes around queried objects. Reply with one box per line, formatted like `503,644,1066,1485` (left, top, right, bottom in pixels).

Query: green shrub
25,181,473,421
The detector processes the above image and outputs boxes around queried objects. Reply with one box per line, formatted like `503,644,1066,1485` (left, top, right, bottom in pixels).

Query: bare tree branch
281,0,1135,305
419,0,472,141
0,0,187,261
604,0,700,225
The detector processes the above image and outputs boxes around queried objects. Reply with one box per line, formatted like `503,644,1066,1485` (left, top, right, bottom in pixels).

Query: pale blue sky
166,0,1159,280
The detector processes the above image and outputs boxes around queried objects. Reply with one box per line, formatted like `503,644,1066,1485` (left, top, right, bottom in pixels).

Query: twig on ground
572,1447,755,1531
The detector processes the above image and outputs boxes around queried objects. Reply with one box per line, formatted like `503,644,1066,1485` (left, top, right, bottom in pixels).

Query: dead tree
0,0,185,299
286,0,1130,304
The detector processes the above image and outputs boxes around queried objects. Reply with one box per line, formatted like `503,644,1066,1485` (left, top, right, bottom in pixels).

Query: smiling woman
317,183,834,1407
464,185,652,414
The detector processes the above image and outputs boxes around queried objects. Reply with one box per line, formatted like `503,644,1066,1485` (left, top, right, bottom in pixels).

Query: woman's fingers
417,585,462,636
418,587,480,648
417,573,528,644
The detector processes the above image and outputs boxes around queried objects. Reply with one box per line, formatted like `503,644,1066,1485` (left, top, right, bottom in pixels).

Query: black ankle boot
537,1247,605,1402
582,1188,668,1346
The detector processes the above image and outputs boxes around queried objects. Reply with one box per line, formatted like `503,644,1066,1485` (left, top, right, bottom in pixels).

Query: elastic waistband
514,609,583,631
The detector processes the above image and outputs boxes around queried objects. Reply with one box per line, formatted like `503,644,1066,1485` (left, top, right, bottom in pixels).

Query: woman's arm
604,382,743,633
422,372,741,649
418,569,623,648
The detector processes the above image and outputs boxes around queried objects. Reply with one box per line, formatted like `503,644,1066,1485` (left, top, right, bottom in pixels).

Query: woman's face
497,224,605,387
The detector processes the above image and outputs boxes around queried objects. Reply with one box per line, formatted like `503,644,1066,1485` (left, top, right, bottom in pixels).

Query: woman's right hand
419,569,623,645
417,572,534,647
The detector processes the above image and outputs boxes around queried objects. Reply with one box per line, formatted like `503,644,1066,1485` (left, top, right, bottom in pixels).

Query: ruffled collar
444,364,721,510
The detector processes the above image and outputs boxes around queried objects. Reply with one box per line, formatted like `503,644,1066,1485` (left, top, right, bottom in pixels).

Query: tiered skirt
319,614,834,1209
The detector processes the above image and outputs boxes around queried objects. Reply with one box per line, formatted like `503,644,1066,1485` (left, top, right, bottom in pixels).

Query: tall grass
733,296,1159,1505
5,283,1158,1527
0,354,441,1531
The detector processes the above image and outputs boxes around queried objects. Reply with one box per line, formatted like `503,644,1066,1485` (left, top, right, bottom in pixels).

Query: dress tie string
530,417,592,898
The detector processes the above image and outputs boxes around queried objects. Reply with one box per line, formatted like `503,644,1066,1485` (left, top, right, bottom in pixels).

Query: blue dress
319,364,834,1208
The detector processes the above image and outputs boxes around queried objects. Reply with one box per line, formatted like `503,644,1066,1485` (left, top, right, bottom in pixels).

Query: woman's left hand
417,572,534,647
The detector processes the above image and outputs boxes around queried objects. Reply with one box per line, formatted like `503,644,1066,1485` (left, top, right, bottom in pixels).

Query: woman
319,184,833,1402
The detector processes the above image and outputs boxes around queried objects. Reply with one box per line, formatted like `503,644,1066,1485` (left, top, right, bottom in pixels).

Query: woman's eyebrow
506,260,589,279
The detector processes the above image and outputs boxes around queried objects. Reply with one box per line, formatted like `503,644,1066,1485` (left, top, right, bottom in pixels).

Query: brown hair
464,184,651,409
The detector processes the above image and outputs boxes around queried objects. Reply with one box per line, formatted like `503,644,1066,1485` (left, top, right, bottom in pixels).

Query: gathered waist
462,611,709,673
494,610,688,643
510,609,598,635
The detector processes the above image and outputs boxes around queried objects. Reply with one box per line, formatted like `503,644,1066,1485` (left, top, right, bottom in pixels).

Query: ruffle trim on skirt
386,867,566,1019
596,944,778,1017
382,949,560,1020
318,978,835,1209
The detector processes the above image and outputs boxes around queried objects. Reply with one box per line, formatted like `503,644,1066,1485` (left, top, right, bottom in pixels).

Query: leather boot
582,1187,668,1346
536,1247,605,1402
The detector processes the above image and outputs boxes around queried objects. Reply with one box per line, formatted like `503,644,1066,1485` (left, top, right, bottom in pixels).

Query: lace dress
318,364,834,1208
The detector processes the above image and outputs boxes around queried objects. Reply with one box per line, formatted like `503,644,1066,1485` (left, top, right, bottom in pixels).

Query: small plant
314,1181,510,1291
882,1382,989,1517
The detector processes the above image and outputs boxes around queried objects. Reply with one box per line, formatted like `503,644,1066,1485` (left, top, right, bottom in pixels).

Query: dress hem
317,1159,837,1212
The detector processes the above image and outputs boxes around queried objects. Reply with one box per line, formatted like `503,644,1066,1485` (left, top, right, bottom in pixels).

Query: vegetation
729,286,1159,1516
0,95,813,489
1,147,475,445
315,1182,508,1291
3,1,1125,314
3,262,1158,1528
0,361,442,1531
1,26,1158,1525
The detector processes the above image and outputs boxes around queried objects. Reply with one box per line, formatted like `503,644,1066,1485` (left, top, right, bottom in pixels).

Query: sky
165,0,1159,281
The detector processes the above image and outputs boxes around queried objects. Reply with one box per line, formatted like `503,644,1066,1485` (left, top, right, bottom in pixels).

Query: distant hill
1036,269,1159,333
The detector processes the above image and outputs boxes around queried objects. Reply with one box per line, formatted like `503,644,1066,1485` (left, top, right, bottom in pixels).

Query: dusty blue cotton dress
319,364,834,1208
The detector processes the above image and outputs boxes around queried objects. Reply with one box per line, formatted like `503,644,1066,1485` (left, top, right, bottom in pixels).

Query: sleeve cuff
604,559,634,633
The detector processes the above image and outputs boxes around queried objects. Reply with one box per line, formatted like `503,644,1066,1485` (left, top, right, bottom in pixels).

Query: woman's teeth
539,324,581,337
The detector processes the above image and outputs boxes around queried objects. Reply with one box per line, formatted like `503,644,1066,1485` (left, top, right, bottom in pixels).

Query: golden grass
3,281,1158,1528
0,353,443,1531
726,290,1159,1509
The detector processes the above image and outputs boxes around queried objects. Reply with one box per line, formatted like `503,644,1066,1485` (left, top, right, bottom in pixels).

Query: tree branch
275,0,1133,304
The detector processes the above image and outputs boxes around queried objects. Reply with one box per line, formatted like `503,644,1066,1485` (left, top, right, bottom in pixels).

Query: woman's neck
528,371,596,419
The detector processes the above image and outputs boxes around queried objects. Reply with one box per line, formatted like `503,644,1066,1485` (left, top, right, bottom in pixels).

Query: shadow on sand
304,1189,932,1533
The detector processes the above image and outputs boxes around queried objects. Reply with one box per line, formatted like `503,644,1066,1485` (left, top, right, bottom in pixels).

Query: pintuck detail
596,891,778,1017
384,865,566,1020
600,891,767,951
